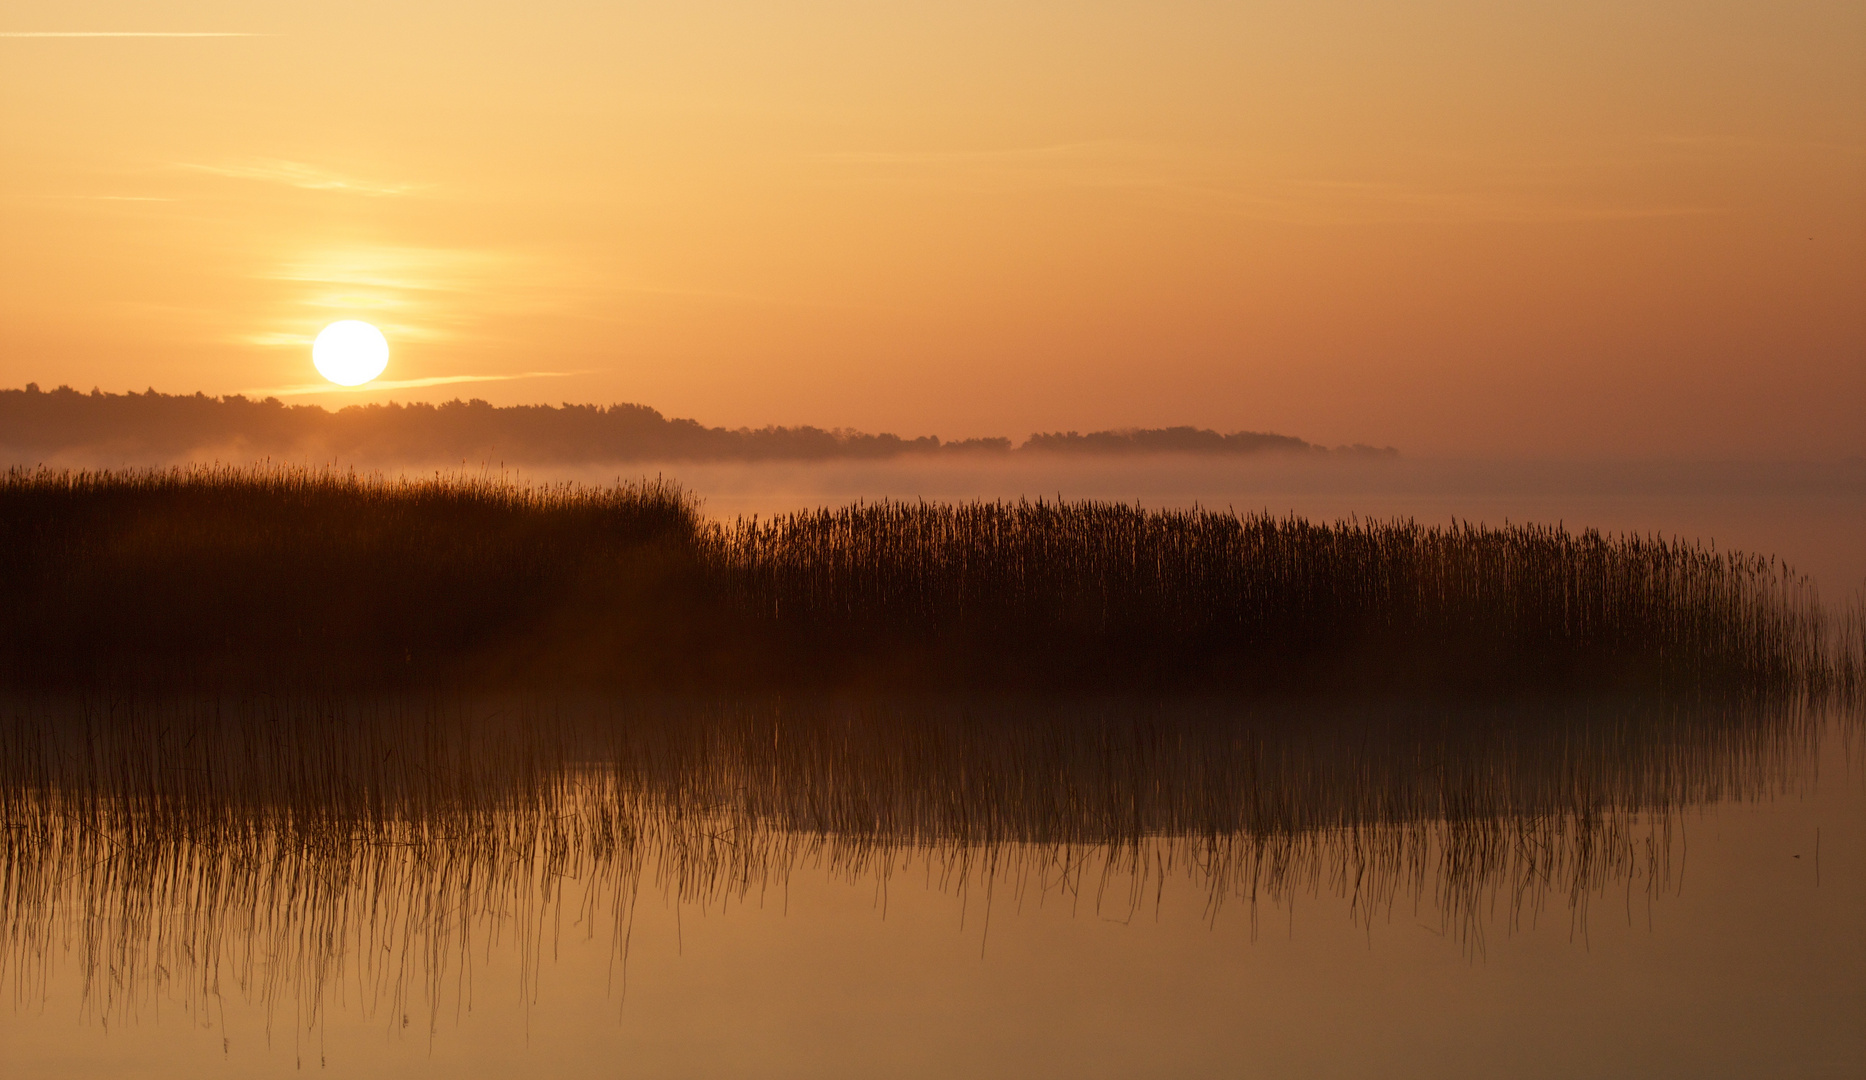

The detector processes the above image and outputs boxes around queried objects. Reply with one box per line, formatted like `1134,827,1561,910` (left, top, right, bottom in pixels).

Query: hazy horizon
5,4,1863,1077
3,1,1861,460
8,380,1866,466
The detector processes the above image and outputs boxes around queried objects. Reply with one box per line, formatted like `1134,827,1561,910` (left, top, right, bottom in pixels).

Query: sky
1,0,1861,459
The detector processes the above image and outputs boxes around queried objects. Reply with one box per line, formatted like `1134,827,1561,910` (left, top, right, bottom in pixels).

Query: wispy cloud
237,245,543,354
0,32,268,38
240,372,587,398
811,140,1230,200
266,247,499,291
41,194,177,202
178,160,421,197
814,141,1732,224
1217,178,1731,225
813,141,1144,164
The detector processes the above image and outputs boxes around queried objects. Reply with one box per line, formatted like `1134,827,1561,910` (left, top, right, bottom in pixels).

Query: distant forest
0,385,1397,463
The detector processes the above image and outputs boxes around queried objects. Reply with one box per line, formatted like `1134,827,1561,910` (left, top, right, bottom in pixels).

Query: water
2,459,1861,1076
2,695,1860,1078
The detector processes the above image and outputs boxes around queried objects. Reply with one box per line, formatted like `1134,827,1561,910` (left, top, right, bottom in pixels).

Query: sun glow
311,321,389,386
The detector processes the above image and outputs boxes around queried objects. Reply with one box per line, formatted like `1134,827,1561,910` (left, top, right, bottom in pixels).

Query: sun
311,321,390,386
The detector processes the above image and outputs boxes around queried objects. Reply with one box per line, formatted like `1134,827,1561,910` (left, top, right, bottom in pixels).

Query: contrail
1,32,269,38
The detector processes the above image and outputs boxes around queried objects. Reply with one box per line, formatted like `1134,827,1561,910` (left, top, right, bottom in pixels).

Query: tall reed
0,468,1841,693
708,501,1833,690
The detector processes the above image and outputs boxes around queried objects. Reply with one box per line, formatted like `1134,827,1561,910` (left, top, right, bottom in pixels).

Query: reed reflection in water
2,690,1850,1042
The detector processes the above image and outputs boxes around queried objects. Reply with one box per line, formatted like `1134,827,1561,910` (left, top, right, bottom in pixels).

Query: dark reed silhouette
1,689,1848,1030
0,466,1847,694
708,501,1843,692
0,466,704,689
0,384,1389,463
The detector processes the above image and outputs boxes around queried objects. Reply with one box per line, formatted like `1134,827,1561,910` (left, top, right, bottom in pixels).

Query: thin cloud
178,160,422,197
815,142,1735,224
267,247,498,291
42,194,177,202
810,140,1200,195
814,141,1143,164
1275,178,1731,224
240,372,588,398
1133,176,1730,226
0,32,268,38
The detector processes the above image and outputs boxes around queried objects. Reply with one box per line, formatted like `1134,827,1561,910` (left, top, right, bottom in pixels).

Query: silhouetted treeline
0,384,1391,462
1,467,1848,695
1023,426,1393,456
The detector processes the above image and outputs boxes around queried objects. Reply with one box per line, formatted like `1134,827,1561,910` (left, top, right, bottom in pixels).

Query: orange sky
2,0,1861,458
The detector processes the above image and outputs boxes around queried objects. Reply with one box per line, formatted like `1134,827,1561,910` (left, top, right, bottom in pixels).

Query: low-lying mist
0,384,1390,464
3,465,1855,695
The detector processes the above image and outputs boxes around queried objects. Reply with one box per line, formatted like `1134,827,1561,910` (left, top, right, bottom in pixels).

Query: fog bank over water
544,456,1866,603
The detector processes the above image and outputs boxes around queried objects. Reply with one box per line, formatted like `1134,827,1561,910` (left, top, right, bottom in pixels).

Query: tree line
0,384,1395,462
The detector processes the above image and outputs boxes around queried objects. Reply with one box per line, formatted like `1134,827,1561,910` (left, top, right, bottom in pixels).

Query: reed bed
3,468,1854,1035
0,466,1848,693
710,502,1838,690
0,466,702,689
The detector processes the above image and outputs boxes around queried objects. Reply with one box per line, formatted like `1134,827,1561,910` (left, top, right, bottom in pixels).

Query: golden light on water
311,320,390,386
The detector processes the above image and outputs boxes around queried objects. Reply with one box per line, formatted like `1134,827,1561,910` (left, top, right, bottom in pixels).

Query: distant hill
1023,427,1397,457
0,384,1395,463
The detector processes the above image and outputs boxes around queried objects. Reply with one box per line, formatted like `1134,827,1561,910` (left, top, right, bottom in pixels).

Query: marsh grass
1,466,1858,1035
0,466,703,690
709,501,1841,690
0,466,1848,693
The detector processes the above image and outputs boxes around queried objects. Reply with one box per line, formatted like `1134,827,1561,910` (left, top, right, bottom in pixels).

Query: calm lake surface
3,459,1861,1077
3,696,1860,1079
